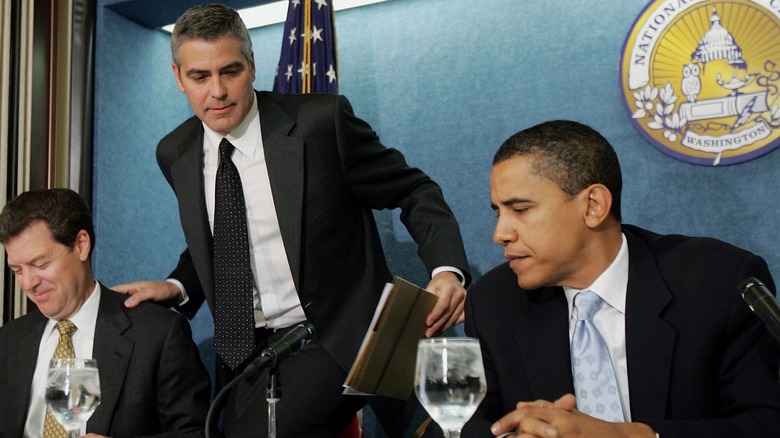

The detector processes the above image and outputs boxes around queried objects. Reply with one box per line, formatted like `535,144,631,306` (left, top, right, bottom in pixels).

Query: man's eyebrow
500,197,532,206
219,61,245,72
8,254,45,268
491,197,532,212
185,68,209,77
185,61,245,77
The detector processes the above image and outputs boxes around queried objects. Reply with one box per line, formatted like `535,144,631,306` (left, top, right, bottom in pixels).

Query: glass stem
68,428,81,438
443,429,461,438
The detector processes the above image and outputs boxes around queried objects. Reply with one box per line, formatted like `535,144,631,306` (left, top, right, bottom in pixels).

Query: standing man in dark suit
113,3,470,437
461,120,780,437
0,188,210,437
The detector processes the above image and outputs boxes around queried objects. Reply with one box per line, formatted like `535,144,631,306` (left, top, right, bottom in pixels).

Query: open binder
343,277,438,400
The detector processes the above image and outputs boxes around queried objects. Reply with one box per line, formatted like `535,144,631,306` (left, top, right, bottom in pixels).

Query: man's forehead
5,225,58,262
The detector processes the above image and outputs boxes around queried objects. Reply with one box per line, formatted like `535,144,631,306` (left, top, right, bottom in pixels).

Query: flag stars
326,64,337,83
311,25,323,43
302,26,323,44
273,0,338,94
288,27,298,45
298,62,310,77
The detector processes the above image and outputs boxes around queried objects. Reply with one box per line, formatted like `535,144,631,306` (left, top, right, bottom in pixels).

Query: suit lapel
170,126,215,301
623,230,676,420
6,314,46,434
88,285,134,433
516,289,575,400
257,92,304,291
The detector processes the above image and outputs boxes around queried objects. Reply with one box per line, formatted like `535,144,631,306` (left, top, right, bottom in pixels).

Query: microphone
242,322,316,378
740,277,780,342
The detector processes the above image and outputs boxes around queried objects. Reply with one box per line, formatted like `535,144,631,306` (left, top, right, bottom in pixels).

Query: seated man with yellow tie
458,120,780,437
0,188,210,437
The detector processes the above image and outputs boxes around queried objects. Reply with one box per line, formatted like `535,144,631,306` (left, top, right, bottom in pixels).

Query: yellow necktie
43,320,77,438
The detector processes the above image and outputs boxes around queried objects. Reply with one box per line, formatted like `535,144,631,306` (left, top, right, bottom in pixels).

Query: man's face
5,221,93,320
490,155,592,290
172,36,256,136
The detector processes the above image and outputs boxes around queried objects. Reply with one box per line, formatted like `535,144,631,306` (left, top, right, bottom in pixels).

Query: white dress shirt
201,98,307,329
25,280,100,438
564,234,631,421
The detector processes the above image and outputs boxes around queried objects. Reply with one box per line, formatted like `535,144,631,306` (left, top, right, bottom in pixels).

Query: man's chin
204,116,240,136
511,270,545,291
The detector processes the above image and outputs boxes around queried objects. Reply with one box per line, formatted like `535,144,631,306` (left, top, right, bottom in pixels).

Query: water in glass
45,358,101,435
415,338,486,437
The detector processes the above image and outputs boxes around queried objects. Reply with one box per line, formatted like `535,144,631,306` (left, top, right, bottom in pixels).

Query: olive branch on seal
631,83,687,142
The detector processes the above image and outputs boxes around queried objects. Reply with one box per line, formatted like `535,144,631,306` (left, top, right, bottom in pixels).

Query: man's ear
172,62,186,93
75,230,92,262
583,184,613,228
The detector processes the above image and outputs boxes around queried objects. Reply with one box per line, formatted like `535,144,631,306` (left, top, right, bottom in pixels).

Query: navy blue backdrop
91,1,779,431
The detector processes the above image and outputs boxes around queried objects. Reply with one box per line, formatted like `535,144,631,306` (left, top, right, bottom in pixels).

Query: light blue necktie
571,290,625,422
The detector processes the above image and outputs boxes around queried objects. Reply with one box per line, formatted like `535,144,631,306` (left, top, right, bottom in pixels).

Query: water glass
415,337,486,438
45,358,101,438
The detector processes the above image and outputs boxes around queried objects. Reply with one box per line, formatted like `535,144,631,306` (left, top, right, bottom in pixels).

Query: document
343,277,438,400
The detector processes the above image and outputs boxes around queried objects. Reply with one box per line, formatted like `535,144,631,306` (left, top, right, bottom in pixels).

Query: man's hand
424,271,466,337
112,280,182,308
490,396,568,438
490,394,656,438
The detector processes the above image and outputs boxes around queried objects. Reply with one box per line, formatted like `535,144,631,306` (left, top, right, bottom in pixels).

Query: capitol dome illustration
691,6,747,68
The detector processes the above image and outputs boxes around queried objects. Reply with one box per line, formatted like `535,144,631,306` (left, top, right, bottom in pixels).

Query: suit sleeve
333,95,471,284
155,126,207,319
169,248,206,319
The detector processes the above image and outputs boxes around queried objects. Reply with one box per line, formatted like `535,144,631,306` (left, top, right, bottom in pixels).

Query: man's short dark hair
0,188,95,255
494,120,623,221
170,3,253,67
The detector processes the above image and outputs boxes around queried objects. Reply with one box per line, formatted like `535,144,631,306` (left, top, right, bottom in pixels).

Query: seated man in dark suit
460,120,780,437
0,188,210,437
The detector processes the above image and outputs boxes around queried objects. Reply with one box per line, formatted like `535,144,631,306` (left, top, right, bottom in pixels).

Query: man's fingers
112,282,134,294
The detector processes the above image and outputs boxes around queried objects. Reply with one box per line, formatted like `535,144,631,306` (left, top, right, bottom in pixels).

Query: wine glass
415,337,486,438
45,358,101,438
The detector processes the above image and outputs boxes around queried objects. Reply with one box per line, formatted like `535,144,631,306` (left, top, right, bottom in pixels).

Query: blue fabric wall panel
93,0,779,313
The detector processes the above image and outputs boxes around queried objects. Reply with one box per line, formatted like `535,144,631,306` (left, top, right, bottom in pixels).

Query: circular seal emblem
620,0,780,165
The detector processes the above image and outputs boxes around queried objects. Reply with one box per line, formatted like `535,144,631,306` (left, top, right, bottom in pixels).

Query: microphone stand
267,366,281,438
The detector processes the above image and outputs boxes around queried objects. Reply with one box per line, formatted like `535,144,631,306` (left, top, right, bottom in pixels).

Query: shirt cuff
165,278,189,306
431,266,466,286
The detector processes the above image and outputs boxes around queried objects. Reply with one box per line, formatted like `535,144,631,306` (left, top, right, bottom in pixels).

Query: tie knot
55,320,77,338
219,139,235,162
574,290,603,321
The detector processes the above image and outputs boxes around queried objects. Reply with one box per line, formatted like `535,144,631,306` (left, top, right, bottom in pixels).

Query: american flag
273,0,339,94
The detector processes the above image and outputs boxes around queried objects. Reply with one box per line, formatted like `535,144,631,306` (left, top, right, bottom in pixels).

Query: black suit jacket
157,91,470,370
0,285,211,437
462,225,780,437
